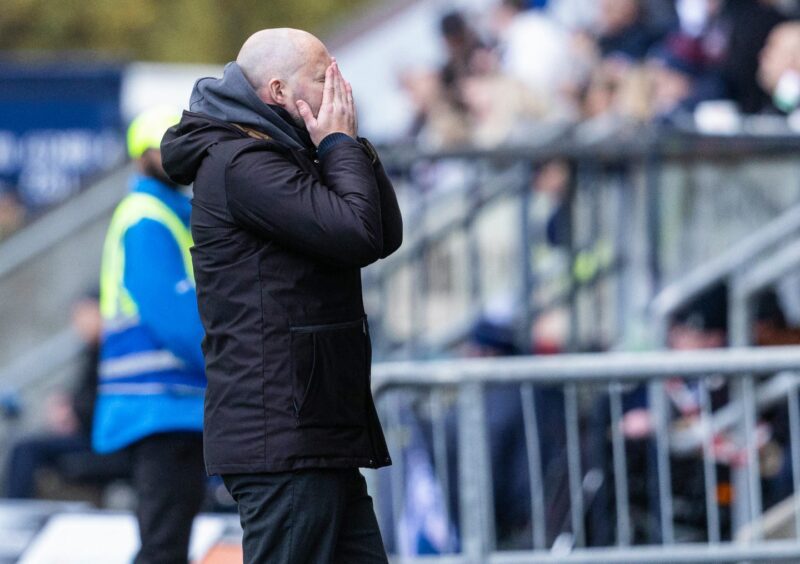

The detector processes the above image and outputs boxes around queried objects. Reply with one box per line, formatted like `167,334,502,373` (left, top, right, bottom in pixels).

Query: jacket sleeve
123,219,206,375
225,138,384,268
360,139,403,258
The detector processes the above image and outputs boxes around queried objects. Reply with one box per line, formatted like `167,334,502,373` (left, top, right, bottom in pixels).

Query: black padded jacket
161,110,401,474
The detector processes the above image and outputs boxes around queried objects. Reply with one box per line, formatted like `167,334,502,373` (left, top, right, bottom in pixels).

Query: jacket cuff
317,133,353,159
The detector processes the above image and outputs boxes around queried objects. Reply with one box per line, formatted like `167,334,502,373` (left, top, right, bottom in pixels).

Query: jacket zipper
290,317,366,334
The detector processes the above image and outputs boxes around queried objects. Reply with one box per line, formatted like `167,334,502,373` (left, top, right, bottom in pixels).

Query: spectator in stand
462,317,534,548
587,284,731,545
662,0,788,114
439,313,567,549
718,0,786,114
403,6,557,148
4,292,128,500
493,0,576,115
579,61,652,127
752,288,800,509
586,284,800,543
645,43,726,124
439,11,492,103
758,21,800,116
402,11,492,148
400,68,469,148
596,0,660,61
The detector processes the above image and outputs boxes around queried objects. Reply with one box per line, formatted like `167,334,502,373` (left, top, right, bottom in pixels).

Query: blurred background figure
92,107,206,564
759,21,800,116
596,0,659,61
0,190,24,242
5,291,129,501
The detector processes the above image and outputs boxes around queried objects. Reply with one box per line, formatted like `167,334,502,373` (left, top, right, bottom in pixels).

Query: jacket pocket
290,317,369,428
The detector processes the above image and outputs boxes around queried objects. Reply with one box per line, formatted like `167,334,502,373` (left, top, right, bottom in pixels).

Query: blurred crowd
402,0,800,148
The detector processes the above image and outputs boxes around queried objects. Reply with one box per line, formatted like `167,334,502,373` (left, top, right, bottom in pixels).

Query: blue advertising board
0,61,125,211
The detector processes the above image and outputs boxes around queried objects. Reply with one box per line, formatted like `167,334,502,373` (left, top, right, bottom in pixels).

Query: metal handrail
649,203,800,344
371,346,800,391
738,238,800,298
0,329,83,392
377,128,800,169
670,370,800,454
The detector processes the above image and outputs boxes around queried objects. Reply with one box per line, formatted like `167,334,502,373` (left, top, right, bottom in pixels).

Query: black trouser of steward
130,432,206,564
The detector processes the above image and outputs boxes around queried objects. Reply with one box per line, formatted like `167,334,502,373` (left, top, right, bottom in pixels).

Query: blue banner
0,61,125,210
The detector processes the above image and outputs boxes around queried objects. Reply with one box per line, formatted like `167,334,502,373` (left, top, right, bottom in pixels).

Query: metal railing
647,203,800,538
369,129,800,361
370,347,800,563
647,199,800,537
650,203,800,345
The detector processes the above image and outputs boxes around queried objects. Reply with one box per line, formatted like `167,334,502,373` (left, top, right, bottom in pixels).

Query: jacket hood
160,112,240,185
161,61,311,185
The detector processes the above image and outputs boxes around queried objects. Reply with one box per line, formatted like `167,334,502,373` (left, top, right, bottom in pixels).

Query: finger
344,80,354,126
321,63,335,110
333,61,346,107
346,82,357,133
295,100,316,129
345,80,353,103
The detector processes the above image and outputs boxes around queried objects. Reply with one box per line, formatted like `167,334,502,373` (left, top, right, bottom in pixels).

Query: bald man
161,29,401,563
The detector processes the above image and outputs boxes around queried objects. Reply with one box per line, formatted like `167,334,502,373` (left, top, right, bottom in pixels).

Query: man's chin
290,113,306,129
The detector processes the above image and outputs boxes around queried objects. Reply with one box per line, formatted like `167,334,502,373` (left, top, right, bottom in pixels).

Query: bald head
237,28,326,92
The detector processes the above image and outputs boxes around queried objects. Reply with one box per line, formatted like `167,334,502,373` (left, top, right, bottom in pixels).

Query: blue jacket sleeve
123,219,206,375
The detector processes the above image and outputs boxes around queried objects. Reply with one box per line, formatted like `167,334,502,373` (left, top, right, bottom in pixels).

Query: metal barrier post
565,383,585,547
609,382,632,546
650,379,674,544
521,383,547,550
466,168,483,309
430,388,453,538
644,152,662,290
519,164,535,348
699,378,721,544
458,382,494,561
730,274,763,538
385,393,407,553
788,385,800,540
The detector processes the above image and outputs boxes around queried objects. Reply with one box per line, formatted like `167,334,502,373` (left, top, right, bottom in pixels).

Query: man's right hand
297,59,357,147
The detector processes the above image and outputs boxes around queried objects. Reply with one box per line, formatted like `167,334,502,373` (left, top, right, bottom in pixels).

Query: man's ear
267,78,287,105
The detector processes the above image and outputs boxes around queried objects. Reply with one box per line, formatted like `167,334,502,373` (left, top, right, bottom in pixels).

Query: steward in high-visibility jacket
93,108,206,453
93,107,207,564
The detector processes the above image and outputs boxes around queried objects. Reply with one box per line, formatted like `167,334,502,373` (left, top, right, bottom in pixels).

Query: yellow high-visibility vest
100,192,194,325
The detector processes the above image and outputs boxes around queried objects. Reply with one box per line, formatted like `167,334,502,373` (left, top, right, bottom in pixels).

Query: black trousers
223,468,388,564
130,432,206,564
